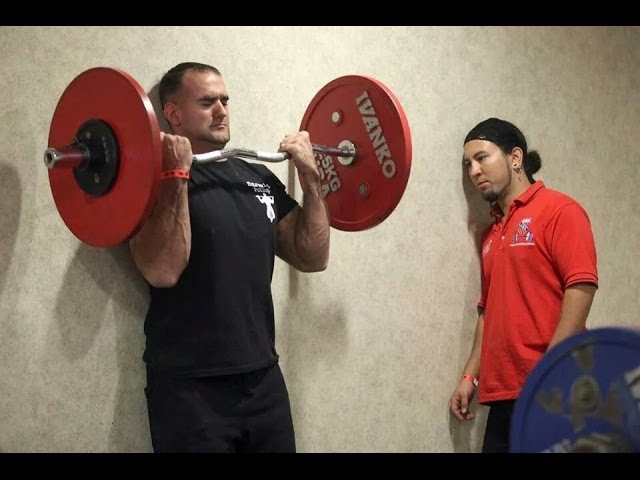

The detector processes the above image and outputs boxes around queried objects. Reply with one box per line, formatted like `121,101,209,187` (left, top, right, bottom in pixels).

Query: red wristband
462,374,478,388
160,169,190,180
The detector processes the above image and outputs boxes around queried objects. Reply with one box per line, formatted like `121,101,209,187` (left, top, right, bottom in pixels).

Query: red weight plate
48,67,162,247
300,75,412,231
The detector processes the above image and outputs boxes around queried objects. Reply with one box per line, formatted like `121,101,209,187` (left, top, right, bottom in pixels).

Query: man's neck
498,179,533,215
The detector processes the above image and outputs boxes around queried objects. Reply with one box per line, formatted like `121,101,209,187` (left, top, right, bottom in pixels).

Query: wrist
462,373,478,388
160,168,190,181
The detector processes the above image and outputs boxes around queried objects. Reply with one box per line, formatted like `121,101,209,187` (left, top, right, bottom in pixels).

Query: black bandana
463,117,527,153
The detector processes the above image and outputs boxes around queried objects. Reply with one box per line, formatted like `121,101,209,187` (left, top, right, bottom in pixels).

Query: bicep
563,282,598,304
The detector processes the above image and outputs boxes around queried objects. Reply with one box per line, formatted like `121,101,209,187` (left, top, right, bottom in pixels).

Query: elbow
315,257,329,272
297,264,326,273
312,247,330,272
145,271,180,288
289,238,329,272
300,263,328,273
130,237,191,288
147,274,179,289
299,253,329,273
143,262,187,288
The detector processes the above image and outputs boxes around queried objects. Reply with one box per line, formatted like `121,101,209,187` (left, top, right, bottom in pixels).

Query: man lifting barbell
129,62,333,453
44,62,412,452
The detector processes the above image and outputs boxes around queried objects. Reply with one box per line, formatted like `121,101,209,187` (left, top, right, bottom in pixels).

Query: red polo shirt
477,181,598,403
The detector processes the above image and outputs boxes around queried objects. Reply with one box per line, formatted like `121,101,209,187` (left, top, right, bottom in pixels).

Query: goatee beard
483,190,499,203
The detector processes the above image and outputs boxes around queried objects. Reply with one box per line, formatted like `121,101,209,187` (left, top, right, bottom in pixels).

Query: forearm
547,283,597,350
293,184,330,272
462,312,484,377
129,179,191,287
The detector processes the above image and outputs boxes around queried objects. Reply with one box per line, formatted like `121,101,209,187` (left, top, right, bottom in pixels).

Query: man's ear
510,146,524,167
163,102,180,128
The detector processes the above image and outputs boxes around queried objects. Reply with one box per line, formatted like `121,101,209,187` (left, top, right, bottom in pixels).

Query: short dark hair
158,62,221,108
464,117,542,182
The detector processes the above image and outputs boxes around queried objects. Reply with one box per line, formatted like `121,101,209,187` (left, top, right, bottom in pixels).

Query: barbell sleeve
44,146,89,169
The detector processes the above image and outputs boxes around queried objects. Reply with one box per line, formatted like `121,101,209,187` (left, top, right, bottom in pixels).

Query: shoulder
540,186,576,202
538,186,587,212
535,187,593,229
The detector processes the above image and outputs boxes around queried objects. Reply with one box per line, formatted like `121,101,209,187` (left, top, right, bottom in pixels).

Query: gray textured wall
0,26,638,452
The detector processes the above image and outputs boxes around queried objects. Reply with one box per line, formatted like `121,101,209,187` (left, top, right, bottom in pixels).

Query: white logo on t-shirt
256,194,275,223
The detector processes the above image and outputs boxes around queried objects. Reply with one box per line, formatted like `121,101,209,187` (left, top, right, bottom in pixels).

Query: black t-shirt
143,157,298,376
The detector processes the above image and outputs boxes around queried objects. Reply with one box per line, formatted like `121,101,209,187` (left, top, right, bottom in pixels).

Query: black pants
145,363,296,453
482,399,516,453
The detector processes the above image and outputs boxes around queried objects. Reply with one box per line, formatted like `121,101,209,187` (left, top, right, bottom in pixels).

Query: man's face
165,70,230,154
462,139,512,203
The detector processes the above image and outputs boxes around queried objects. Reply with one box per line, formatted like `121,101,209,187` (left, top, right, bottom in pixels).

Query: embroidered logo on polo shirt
511,217,535,246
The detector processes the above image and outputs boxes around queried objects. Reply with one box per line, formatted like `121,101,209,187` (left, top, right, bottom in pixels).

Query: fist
160,131,193,171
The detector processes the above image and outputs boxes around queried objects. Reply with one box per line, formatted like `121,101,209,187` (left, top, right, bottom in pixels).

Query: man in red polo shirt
450,118,598,453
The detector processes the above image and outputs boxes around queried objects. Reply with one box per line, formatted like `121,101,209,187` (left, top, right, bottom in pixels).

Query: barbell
510,327,640,453
44,67,412,248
